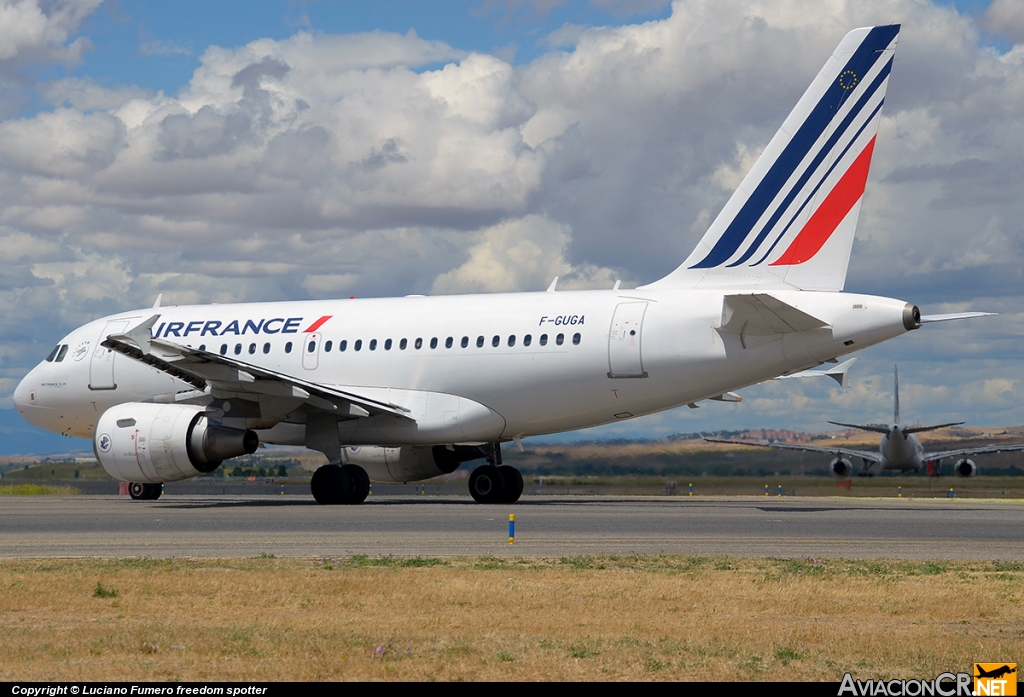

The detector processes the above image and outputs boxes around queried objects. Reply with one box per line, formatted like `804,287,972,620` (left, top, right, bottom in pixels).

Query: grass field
1,555,1020,681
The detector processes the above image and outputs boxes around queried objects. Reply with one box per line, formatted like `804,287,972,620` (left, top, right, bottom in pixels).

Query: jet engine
344,445,486,483
94,403,258,483
830,457,854,478
954,458,977,478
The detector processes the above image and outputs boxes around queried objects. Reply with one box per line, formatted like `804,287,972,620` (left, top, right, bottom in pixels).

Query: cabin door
607,302,648,378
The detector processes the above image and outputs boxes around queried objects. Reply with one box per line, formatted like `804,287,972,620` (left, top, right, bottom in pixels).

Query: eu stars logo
839,70,858,90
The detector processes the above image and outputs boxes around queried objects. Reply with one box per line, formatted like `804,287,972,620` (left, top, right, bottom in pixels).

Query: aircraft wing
101,315,412,421
703,436,881,462
924,443,1024,461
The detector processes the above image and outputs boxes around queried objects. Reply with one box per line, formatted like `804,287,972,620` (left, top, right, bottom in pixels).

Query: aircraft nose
12,371,32,409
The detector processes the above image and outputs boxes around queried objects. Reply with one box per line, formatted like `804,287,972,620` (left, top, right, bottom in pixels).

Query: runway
2,494,1022,559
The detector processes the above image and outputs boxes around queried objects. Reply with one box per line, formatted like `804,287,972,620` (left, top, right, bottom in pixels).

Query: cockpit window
45,345,61,362
55,345,69,362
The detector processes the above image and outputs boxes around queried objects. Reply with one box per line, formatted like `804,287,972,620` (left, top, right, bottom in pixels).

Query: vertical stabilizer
893,364,900,425
643,25,900,292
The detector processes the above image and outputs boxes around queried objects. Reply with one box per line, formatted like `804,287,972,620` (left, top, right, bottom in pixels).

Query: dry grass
0,483,81,496
2,555,1021,681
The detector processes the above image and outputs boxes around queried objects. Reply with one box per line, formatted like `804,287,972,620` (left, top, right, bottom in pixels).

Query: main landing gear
311,464,370,505
468,443,523,504
128,482,162,500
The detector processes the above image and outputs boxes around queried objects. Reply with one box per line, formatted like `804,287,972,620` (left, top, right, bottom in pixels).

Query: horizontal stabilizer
903,421,964,435
720,294,829,335
828,420,890,434
920,312,996,323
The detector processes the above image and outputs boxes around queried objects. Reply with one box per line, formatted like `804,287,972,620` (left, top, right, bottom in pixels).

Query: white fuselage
14,288,913,447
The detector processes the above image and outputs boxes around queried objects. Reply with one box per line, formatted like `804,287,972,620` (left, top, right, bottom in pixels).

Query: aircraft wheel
343,465,370,504
468,465,506,504
311,464,349,505
499,466,523,503
129,482,161,500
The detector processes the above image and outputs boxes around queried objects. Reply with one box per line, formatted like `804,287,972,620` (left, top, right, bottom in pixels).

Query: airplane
975,665,1017,681
705,366,1024,477
12,24,994,504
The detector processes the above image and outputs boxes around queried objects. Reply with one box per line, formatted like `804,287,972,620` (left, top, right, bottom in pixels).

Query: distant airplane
13,25,993,504
706,366,1024,477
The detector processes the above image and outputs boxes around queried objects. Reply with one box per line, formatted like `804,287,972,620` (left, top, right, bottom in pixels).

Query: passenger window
307,340,316,353
45,345,60,362
573,333,581,345
400,338,408,350
476,336,484,348
55,345,68,362
556,333,564,345
220,344,228,355
199,344,207,352
370,339,378,351
430,337,438,349
461,336,469,348
524,334,532,347
507,335,515,347
354,339,362,351
415,338,423,349
540,334,548,346
285,342,293,354
263,343,270,354
324,340,332,352
340,340,347,352
234,343,242,355
491,335,500,347
249,343,257,354
445,337,453,349
385,339,393,350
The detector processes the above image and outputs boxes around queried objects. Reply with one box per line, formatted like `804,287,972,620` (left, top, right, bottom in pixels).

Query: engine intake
830,457,853,478
94,403,258,483
954,458,977,478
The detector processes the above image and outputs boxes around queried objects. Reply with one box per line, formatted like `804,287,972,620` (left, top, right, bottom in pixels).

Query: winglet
546,277,559,292
777,357,857,385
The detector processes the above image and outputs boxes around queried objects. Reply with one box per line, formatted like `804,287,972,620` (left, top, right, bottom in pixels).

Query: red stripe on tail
770,136,876,266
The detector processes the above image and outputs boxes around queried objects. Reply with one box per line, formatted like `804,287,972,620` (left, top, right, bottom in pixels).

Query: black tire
343,465,370,504
129,482,161,500
499,466,523,503
468,465,506,504
311,465,349,505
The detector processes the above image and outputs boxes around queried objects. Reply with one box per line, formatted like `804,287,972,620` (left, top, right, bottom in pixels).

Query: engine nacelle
94,403,258,483
830,457,853,478
344,445,486,483
954,458,977,478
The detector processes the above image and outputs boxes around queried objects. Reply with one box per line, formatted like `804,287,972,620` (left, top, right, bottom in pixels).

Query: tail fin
644,25,900,292
893,364,900,424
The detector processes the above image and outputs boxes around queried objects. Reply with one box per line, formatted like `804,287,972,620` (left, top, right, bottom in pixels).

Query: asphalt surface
1,494,1021,559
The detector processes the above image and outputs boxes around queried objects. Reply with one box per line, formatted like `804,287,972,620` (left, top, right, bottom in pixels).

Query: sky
1,0,1022,454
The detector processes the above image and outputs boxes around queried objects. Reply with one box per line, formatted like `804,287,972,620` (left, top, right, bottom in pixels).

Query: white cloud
431,215,619,294
0,0,100,66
